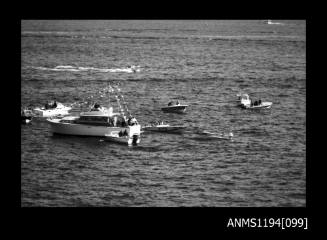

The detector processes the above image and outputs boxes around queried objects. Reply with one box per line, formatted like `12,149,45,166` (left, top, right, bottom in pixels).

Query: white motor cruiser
46,103,141,145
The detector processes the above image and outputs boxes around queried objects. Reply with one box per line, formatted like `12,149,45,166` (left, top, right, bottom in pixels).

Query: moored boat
105,125,141,146
161,100,188,113
242,102,272,109
47,102,141,145
34,101,72,117
237,93,272,109
142,122,186,133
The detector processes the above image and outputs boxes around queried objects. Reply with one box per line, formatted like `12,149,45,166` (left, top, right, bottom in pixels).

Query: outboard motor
132,135,139,145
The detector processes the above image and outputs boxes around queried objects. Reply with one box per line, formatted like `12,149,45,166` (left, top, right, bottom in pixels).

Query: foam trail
267,20,284,25
31,65,141,73
55,65,75,69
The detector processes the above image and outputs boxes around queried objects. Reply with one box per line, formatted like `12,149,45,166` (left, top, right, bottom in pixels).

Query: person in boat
45,102,50,109
91,103,101,111
176,100,180,105
45,101,56,109
128,116,137,126
128,117,138,126
258,99,262,105
168,101,173,106
121,118,127,127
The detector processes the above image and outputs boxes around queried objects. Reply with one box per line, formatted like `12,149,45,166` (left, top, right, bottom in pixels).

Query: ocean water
21,20,306,207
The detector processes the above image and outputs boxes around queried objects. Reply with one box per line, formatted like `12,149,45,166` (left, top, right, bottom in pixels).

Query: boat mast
114,85,131,118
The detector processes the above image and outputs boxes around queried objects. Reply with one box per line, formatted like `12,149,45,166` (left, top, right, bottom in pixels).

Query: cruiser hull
47,119,141,146
47,119,123,136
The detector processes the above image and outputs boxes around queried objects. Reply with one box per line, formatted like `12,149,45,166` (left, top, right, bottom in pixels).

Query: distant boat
237,93,272,109
142,122,186,133
33,101,71,117
105,127,141,146
265,20,283,25
161,101,188,113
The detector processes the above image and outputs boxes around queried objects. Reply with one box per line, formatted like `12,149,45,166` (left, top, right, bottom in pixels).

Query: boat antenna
108,83,126,118
114,85,131,118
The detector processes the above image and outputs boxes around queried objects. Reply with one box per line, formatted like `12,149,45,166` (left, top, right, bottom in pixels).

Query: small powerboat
242,101,272,109
104,125,141,146
161,101,188,113
142,122,186,133
34,101,72,117
237,93,272,109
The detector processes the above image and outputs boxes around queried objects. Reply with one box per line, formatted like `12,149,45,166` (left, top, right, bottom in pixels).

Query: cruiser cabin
75,112,127,127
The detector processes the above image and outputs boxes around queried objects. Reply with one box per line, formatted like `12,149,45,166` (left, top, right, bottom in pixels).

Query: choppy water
21,20,306,207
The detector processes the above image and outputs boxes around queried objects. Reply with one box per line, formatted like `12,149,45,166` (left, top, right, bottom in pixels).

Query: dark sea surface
21,20,306,207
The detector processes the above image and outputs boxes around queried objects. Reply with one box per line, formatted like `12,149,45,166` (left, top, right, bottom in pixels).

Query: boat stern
127,124,141,145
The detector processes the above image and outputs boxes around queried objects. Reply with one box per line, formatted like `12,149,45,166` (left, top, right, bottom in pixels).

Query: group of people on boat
168,100,180,106
250,99,262,107
118,129,128,137
21,108,31,116
44,101,57,110
149,120,164,126
91,103,101,111
127,65,138,73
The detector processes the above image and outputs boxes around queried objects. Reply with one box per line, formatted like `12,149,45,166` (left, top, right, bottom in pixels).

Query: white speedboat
142,122,186,133
237,93,251,106
161,101,188,113
237,93,272,109
34,101,72,117
242,102,272,109
105,126,141,146
46,105,141,144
